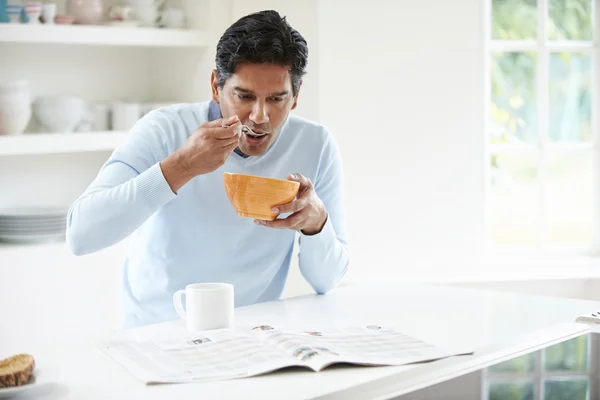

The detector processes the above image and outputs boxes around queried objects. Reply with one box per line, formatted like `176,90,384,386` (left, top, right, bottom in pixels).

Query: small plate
0,207,67,218
0,367,56,398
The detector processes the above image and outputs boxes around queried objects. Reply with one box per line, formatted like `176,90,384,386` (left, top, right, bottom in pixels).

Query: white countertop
2,281,599,399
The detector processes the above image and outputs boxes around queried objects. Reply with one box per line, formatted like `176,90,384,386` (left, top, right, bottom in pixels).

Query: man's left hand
254,173,327,235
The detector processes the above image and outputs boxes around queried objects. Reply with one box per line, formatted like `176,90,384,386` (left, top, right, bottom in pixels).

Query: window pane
489,152,539,246
544,334,590,371
489,380,535,400
488,352,536,373
491,52,537,145
549,52,593,142
546,151,594,246
544,377,588,400
492,0,538,40
548,0,593,41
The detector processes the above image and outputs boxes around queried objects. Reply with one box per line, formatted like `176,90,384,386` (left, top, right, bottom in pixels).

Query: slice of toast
0,354,35,388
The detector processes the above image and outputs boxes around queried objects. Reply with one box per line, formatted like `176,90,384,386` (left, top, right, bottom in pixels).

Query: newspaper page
249,324,467,372
99,328,305,384
100,324,472,384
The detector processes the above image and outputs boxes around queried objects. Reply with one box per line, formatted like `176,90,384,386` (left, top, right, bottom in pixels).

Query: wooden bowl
223,172,300,221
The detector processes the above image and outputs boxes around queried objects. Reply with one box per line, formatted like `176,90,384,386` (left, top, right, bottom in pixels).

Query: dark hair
215,10,308,96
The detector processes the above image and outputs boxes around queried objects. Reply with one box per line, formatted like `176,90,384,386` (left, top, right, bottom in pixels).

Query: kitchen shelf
0,23,208,48
0,131,127,155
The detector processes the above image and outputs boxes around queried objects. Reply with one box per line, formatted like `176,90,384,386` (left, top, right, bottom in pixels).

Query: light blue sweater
66,101,349,329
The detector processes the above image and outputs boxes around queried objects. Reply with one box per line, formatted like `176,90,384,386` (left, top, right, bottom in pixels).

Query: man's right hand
160,115,242,193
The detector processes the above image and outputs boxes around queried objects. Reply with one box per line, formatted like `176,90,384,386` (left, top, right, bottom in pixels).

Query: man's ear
291,79,302,110
210,69,220,104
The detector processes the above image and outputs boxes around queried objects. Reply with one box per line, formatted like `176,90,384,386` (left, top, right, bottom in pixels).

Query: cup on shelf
66,0,103,25
24,1,42,24
41,3,57,24
105,5,138,27
0,4,7,23
135,5,157,27
91,103,110,131
111,102,141,131
74,105,95,133
158,7,184,29
6,5,23,23
125,0,163,27
0,80,32,136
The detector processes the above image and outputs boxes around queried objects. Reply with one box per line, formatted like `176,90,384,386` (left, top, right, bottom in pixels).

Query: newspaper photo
99,324,472,384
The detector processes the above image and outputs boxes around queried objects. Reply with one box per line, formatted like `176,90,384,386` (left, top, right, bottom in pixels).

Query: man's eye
238,94,254,100
270,97,283,102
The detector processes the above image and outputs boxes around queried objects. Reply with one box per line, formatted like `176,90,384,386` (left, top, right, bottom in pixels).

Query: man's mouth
241,126,269,145
242,126,267,138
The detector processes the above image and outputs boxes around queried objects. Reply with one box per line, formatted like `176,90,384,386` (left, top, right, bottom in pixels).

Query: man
66,10,349,329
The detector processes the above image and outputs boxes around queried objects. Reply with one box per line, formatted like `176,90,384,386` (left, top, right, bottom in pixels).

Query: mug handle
172,289,187,319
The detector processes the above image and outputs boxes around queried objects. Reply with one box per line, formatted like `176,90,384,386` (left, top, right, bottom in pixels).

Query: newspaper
99,324,471,384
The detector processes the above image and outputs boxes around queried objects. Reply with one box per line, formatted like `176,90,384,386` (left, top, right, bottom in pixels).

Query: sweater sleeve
297,131,350,294
66,111,177,256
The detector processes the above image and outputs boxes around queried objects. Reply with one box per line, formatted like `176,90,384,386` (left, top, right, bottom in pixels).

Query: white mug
173,283,234,332
160,8,184,29
42,3,56,24
91,103,109,131
111,102,141,131
136,6,157,27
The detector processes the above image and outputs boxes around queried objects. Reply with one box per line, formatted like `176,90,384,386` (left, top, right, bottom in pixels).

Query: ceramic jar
0,80,32,136
66,0,103,25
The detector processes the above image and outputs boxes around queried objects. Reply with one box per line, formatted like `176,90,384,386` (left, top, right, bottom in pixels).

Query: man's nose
250,102,269,125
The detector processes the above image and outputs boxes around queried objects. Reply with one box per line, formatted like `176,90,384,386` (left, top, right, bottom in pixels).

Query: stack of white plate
0,207,67,244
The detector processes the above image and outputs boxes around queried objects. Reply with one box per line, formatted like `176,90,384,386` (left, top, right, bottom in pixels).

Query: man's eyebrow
234,86,253,93
269,91,289,97
233,87,289,97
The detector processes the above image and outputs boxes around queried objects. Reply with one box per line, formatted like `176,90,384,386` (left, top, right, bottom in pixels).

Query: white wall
232,0,488,288
317,0,486,282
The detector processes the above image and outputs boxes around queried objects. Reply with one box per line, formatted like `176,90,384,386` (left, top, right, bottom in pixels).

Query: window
484,334,600,399
486,0,598,254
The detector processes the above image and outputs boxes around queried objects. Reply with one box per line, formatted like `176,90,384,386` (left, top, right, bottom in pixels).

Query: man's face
211,63,299,156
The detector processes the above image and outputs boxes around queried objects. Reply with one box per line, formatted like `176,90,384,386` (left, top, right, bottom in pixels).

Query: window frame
483,0,600,256
482,333,600,399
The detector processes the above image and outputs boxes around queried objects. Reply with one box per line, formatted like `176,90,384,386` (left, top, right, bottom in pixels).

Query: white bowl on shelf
32,96,87,133
0,80,32,136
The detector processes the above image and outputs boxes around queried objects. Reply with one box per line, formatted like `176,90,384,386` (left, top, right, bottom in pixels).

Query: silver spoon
241,125,266,137
221,122,267,137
